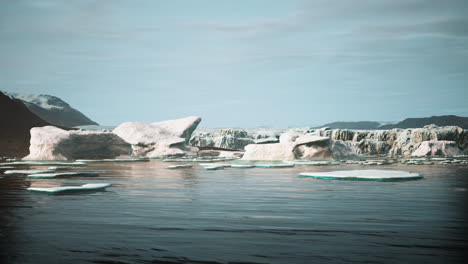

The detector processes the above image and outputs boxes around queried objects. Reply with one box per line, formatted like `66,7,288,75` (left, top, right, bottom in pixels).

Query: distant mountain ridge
315,115,468,130
378,115,468,129
3,91,98,127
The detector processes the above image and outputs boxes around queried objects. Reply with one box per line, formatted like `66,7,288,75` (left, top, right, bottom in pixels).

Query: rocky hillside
378,115,468,129
3,91,98,127
0,91,51,157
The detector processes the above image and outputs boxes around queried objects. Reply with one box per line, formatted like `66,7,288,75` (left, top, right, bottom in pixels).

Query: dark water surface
1,161,467,264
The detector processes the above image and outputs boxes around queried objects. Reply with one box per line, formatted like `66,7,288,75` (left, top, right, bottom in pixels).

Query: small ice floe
298,169,423,181
76,158,149,163
4,169,56,175
230,164,255,168
0,166,15,170
0,161,86,166
203,165,225,170
27,183,111,194
27,172,99,178
163,157,235,163
167,165,193,169
199,163,231,168
255,163,294,168
285,160,341,166
48,166,73,171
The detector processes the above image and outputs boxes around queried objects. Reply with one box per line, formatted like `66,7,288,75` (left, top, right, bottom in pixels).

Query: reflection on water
1,161,468,264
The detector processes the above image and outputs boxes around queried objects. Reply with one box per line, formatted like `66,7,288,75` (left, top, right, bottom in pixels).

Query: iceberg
298,170,423,181
113,116,201,157
27,172,99,178
4,169,56,175
27,183,111,193
23,126,131,160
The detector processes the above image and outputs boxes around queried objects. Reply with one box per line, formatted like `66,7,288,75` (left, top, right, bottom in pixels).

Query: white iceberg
113,116,201,157
27,172,99,178
298,170,423,181
23,126,132,160
27,183,111,193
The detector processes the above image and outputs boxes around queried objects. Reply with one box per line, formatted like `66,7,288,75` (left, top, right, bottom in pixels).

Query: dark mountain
378,115,468,129
0,91,51,157
3,92,98,127
313,121,382,130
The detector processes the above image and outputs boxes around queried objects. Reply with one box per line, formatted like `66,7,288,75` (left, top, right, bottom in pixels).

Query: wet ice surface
27,183,111,193
1,160,467,264
298,169,423,181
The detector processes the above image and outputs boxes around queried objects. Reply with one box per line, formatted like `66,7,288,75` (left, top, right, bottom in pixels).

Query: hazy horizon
1,0,467,127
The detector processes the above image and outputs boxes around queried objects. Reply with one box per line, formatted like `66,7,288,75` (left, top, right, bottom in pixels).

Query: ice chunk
163,157,235,163
230,164,255,168
255,163,294,168
27,172,99,178
76,158,149,163
0,161,86,166
285,160,341,166
167,165,193,169
27,183,111,193
298,169,423,181
203,165,225,170
0,166,15,170
4,169,56,175
48,166,73,171
199,163,231,168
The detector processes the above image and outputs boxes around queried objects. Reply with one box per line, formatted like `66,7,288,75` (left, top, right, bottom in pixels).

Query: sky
1,0,467,127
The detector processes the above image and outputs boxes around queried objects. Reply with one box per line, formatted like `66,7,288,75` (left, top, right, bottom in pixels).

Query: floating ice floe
163,157,235,163
0,166,15,170
255,163,295,168
285,160,341,166
203,165,225,170
199,163,231,168
0,161,86,166
48,166,73,171
76,158,149,163
27,172,99,178
167,165,193,169
298,169,423,181
230,164,255,168
27,183,111,193
4,169,56,175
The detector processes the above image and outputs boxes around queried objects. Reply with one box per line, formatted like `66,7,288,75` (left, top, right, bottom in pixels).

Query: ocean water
1,161,467,264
